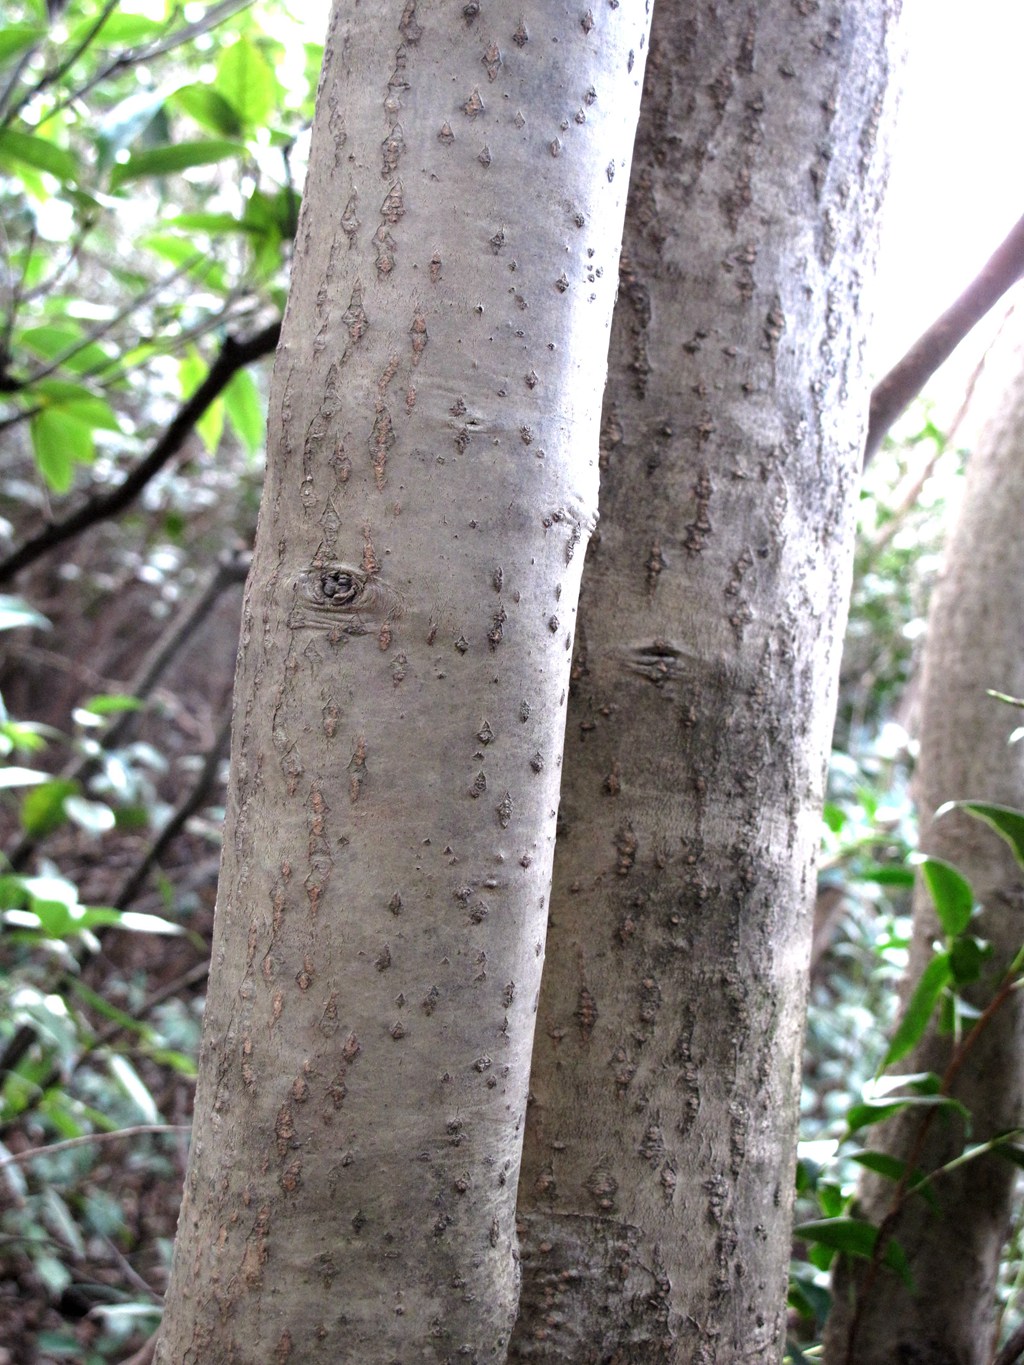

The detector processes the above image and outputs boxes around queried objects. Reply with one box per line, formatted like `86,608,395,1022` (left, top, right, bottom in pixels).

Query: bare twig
7,1,254,133
113,708,232,910
865,327,995,556
0,1124,189,1170
993,1318,1024,1365
8,256,206,391
0,317,279,585
5,546,249,873
865,211,1024,464
100,1232,164,1303
90,960,211,1056
1,0,121,129
121,1330,159,1365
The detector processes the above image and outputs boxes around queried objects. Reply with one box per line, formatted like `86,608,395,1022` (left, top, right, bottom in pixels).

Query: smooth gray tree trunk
154,3,650,1360
825,315,1024,1364
508,2,903,1360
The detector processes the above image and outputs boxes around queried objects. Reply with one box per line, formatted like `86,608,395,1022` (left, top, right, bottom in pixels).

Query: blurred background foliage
0,3,1015,1363
0,3,319,1358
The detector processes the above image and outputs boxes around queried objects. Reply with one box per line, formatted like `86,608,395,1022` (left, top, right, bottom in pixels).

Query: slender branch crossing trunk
509,2,902,1359
155,4,650,1360
826,317,1024,1365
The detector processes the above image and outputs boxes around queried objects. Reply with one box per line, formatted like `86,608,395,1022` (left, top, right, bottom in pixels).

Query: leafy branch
0,317,280,585
815,801,1024,1363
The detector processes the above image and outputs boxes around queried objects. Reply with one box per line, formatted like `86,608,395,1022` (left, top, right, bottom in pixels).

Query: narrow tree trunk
509,2,902,1360
154,4,651,1361
825,318,1024,1364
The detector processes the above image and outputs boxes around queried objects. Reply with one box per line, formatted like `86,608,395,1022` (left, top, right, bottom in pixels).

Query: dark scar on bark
289,562,404,633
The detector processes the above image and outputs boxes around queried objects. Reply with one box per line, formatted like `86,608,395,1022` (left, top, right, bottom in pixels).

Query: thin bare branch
120,1330,158,1365
5,255,205,393
1,0,120,129
113,708,232,909
865,211,1024,464
993,1319,1024,1365
0,1124,189,1170
866,328,994,556
12,1,254,133
5,546,249,873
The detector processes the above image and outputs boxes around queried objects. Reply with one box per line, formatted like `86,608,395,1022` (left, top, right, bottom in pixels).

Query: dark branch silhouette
865,211,1024,464
0,319,279,584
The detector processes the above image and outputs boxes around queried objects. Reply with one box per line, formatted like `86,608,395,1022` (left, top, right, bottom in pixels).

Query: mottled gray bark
154,3,650,1361
826,318,1024,1364
509,2,902,1360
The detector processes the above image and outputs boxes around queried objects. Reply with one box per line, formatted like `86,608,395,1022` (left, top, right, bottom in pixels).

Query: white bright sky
871,1,1024,392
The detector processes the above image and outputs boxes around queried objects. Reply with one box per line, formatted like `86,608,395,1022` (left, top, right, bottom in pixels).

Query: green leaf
30,897,75,938
0,24,46,64
0,596,49,632
69,977,145,1031
41,1187,86,1257
871,1071,942,1096
20,779,79,835
68,11,162,46
179,349,223,453
916,856,974,936
942,801,1024,871
35,379,120,430
847,1091,970,1134
0,875,30,908
147,1048,197,1077
197,399,224,455
142,234,227,292
215,37,276,130
0,128,78,183
949,935,993,986
849,1150,940,1209
784,1339,814,1365
881,951,952,1069
793,1218,911,1283
787,1270,832,1328
822,802,845,833
107,1054,159,1123
794,1217,879,1259
16,323,111,375
270,186,300,239
81,694,144,717
0,766,50,788
117,910,186,937
97,88,169,164
850,864,916,888
63,795,116,835
109,139,244,190
172,83,243,138
994,1144,1024,1171
816,1182,845,1219
164,210,251,234
223,367,264,454
32,1255,72,1299
73,906,122,930
113,804,150,832
30,409,94,491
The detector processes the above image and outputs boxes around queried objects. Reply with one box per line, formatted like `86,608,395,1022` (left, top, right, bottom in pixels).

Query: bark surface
826,317,1024,1364
509,2,902,1360
154,3,650,1361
